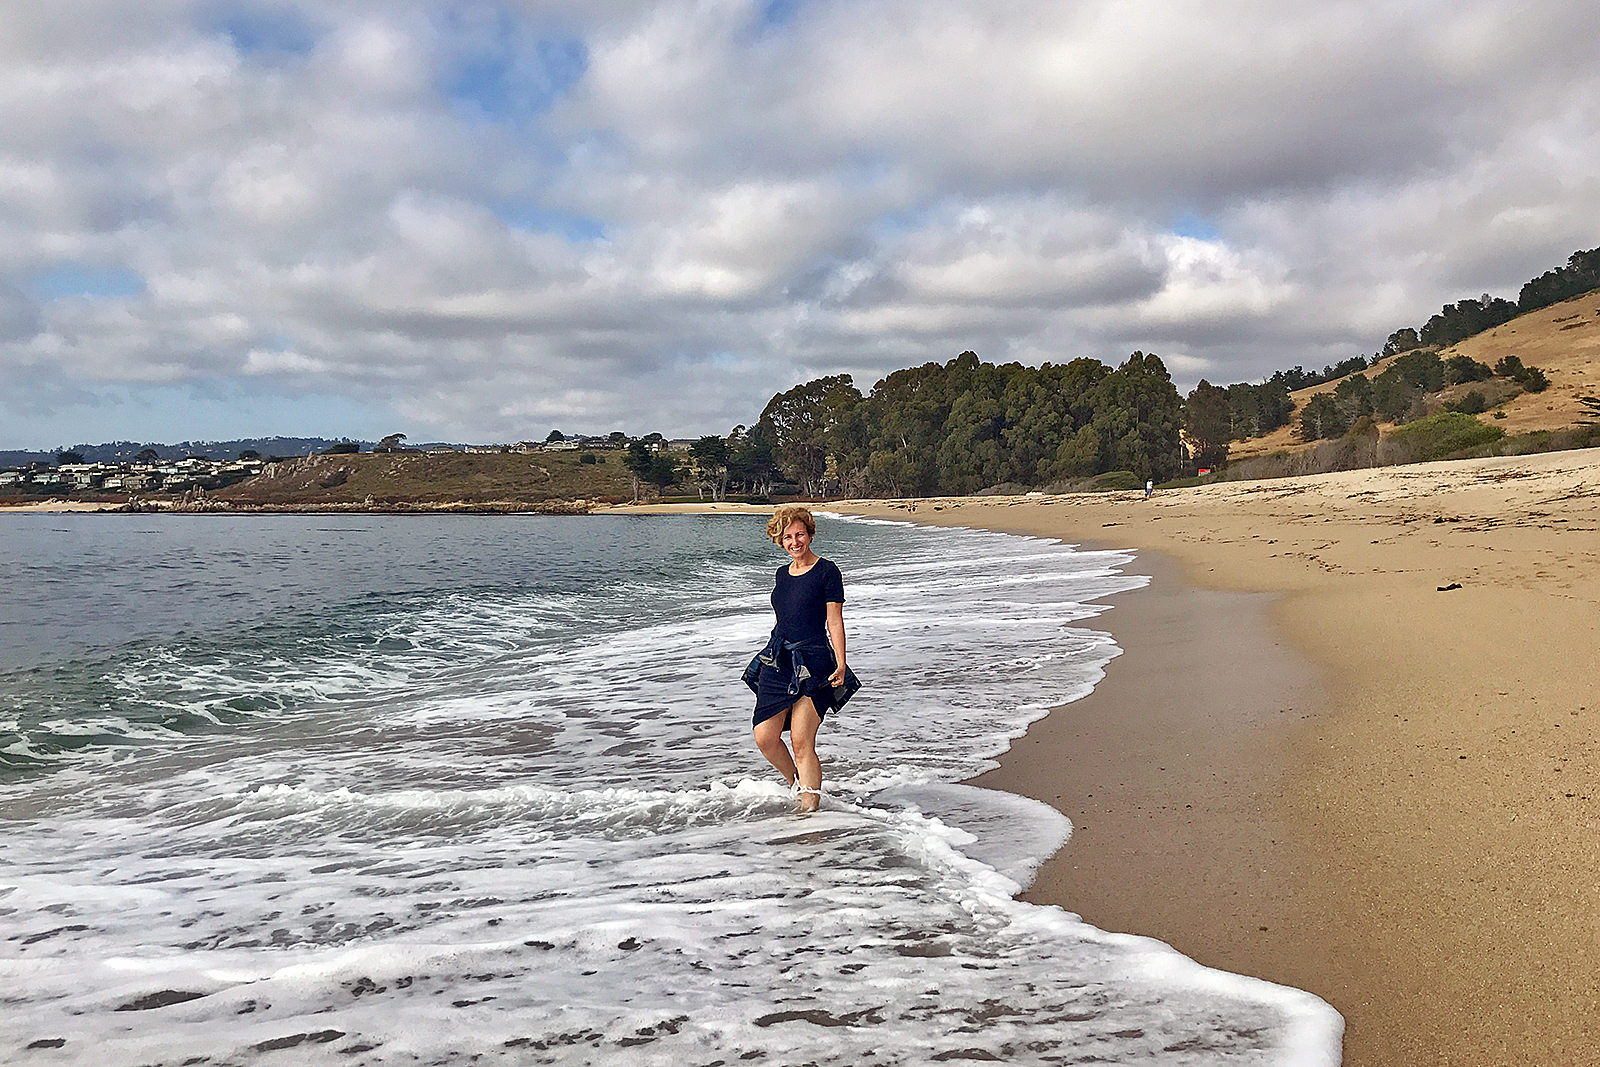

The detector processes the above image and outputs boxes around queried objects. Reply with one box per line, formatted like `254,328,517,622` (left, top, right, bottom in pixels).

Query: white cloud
3,0,1600,446
242,347,330,375
1131,236,1294,331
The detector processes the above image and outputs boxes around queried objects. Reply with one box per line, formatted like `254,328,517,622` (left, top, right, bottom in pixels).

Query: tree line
1183,247,1593,458
1376,246,1600,353
677,350,1186,499
653,245,1599,499
1294,352,1550,441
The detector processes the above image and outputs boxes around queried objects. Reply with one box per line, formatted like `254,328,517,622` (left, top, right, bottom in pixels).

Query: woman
750,506,849,813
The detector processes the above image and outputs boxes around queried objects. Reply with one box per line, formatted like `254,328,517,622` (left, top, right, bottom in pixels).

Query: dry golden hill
216,449,637,508
1229,290,1600,459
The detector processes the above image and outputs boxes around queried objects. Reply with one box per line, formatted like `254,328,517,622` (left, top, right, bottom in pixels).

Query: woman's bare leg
753,711,798,786
788,698,823,812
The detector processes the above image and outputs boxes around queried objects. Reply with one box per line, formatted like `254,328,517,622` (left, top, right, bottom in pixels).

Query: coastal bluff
195,449,630,512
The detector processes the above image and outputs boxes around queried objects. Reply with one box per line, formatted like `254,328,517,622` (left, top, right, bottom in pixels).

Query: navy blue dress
753,557,844,727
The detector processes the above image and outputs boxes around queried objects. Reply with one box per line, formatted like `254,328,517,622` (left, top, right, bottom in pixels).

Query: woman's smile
781,521,813,560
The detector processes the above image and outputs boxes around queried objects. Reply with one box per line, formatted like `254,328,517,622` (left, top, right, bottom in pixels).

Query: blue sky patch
869,201,942,241
494,201,605,241
439,8,587,121
759,0,807,31
208,5,316,57
1171,212,1220,241
26,265,146,301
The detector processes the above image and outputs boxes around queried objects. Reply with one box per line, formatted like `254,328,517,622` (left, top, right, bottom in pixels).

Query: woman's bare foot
797,787,821,814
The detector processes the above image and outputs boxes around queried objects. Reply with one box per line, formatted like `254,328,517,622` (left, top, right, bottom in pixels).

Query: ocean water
0,512,1341,1065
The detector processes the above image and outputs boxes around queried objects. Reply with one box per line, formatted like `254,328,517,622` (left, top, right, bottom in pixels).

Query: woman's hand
828,660,848,687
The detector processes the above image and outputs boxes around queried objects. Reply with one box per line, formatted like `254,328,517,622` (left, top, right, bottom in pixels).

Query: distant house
545,440,580,451
56,463,100,488
215,461,263,486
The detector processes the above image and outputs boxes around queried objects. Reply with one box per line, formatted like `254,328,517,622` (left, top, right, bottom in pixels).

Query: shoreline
13,451,1599,1062
830,447,1600,1067
832,509,1349,1042
616,500,1352,1042
968,548,1329,995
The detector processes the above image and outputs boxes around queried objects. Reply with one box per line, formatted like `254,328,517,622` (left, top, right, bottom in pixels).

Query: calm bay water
0,512,1340,1065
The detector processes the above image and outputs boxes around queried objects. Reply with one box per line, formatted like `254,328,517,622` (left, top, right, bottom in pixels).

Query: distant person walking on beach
746,506,856,813
1145,479,1153,499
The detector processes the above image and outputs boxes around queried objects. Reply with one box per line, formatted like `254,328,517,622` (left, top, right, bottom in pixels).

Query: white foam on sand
0,514,1342,1065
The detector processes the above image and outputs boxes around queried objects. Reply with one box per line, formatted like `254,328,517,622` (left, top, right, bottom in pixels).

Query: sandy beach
610,449,1600,1063
17,455,1596,1062
824,448,1600,1067
0,500,124,512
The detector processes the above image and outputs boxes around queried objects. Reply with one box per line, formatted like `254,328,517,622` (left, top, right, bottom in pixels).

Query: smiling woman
748,505,854,813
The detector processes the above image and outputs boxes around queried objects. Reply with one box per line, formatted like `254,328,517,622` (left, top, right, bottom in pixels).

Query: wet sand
969,550,1326,994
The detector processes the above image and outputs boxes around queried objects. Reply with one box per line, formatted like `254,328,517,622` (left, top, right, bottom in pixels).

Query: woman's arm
825,600,847,686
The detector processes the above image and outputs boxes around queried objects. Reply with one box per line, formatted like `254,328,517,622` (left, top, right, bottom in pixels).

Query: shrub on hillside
1494,354,1549,393
1088,470,1142,491
1379,412,1504,464
1444,355,1493,385
1226,419,1379,480
1224,451,1308,481
1494,355,1525,378
1499,424,1600,455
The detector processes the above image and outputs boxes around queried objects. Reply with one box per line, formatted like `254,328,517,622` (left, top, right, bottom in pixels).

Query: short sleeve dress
753,557,845,727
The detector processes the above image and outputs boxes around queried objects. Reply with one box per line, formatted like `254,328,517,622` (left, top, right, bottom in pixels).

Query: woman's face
780,520,813,559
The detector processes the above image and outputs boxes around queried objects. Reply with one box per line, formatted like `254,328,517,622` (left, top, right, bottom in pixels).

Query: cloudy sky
3,0,1598,448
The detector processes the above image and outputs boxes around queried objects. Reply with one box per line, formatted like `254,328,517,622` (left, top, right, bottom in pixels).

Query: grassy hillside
215,449,639,509
1230,291,1600,460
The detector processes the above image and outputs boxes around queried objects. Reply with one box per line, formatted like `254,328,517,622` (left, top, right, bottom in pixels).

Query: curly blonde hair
766,505,816,545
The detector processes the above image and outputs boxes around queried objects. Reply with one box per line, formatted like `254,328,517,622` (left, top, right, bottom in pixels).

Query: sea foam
0,512,1341,1064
